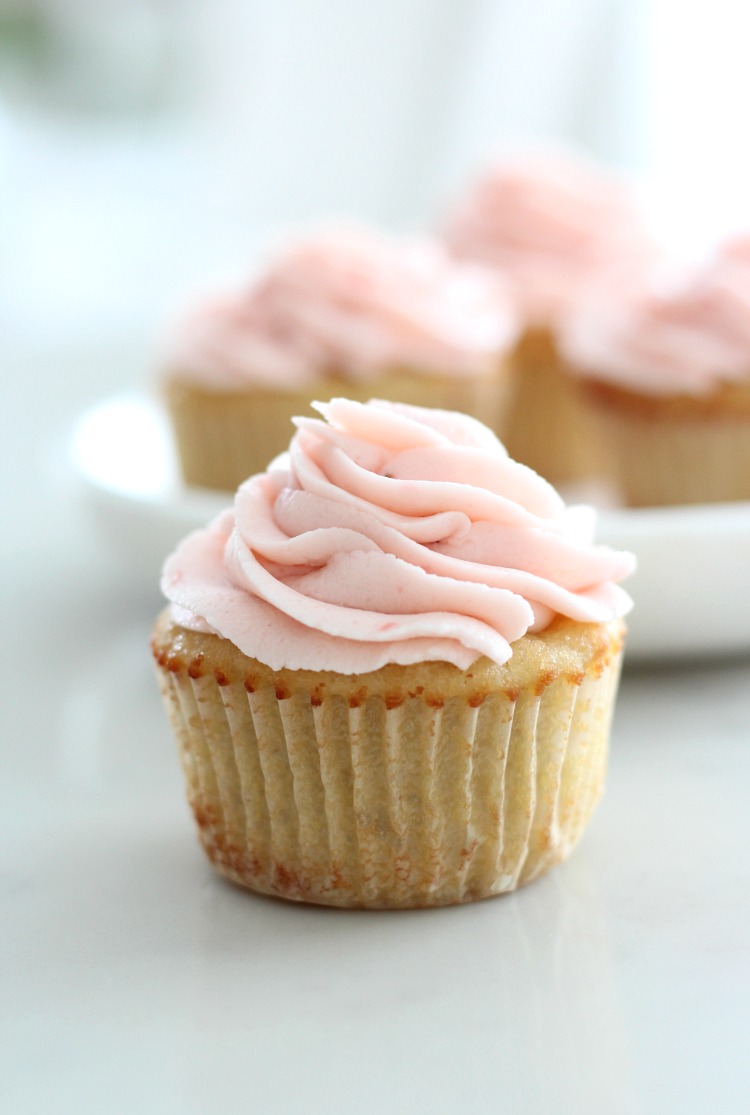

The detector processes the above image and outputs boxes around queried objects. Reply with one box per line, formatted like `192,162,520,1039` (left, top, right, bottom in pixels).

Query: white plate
70,393,750,661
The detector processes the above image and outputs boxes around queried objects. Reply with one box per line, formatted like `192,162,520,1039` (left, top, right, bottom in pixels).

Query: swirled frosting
162,399,634,672
162,227,518,390
560,247,750,396
443,152,655,327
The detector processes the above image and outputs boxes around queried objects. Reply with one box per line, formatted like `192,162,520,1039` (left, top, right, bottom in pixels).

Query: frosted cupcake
443,151,655,485
152,398,634,908
161,226,518,492
560,240,750,507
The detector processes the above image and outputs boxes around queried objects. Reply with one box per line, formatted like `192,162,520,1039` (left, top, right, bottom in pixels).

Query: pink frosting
560,248,750,396
161,399,634,672
717,233,750,269
162,227,518,390
443,152,655,327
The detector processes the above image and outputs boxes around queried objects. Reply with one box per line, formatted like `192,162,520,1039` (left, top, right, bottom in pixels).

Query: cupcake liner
164,382,306,492
580,380,750,506
154,621,623,908
502,327,608,485
165,362,509,493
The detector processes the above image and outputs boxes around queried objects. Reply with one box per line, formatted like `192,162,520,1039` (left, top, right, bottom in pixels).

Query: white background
4,0,750,364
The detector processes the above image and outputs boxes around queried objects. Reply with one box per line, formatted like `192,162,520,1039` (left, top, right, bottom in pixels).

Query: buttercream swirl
560,248,750,396
443,152,654,327
162,399,634,672
163,227,518,390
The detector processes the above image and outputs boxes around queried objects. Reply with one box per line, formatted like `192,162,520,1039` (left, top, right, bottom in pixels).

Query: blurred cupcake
560,240,750,507
161,226,518,492
152,397,634,909
443,151,656,486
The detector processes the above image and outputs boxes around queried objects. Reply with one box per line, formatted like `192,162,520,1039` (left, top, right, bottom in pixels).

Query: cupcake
161,226,518,492
443,151,656,486
152,398,634,908
559,241,750,507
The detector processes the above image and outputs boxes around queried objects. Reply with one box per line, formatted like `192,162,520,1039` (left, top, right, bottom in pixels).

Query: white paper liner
502,328,607,485
156,644,622,909
583,396,750,506
166,363,509,493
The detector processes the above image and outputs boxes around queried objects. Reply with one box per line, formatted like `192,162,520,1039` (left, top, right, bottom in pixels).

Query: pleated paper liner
163,358,510,493
501,326,609,486
152,613,625,909
578,377,750,507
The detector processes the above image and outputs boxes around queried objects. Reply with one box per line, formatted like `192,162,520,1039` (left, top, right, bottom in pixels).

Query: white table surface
2,342,750,1115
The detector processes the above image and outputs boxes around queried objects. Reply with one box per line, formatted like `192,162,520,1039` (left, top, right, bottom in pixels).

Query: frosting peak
162,399,634,672
560,248,750,396
163,227,518,389
444,152,655,326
